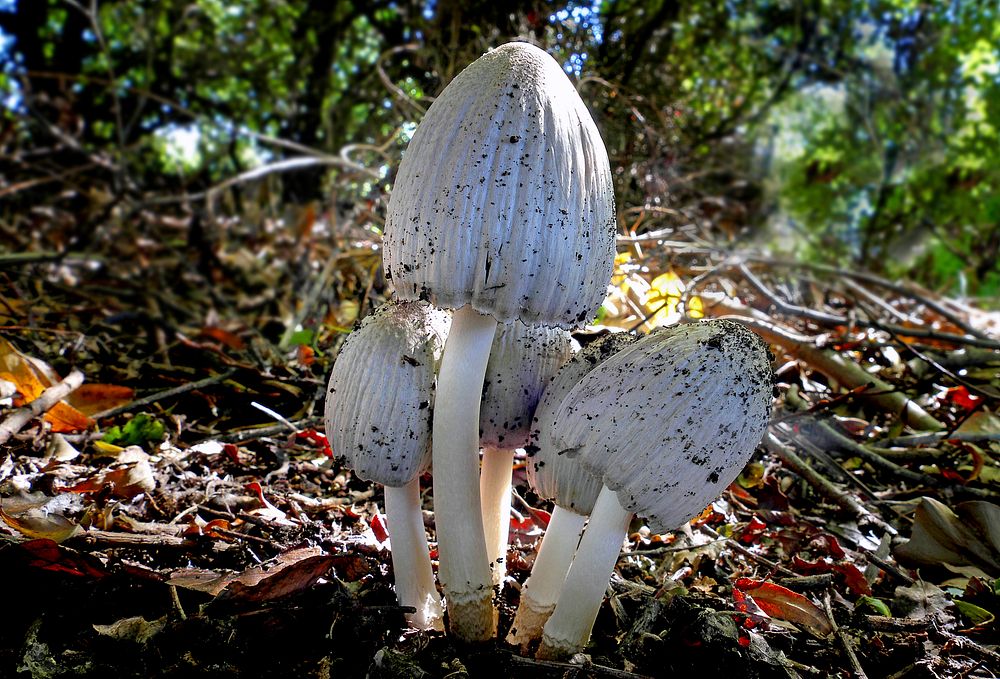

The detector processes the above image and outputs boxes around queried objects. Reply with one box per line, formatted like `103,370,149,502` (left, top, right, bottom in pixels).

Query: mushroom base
507,505,587,648
537,485,632,659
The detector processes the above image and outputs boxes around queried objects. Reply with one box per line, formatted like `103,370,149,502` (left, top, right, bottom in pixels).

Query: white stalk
383,478,444,631
433,304,499,641
480,445,515,588
506,504,587,649
537,485,632,659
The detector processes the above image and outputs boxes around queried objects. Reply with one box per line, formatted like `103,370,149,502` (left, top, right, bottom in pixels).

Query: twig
0,369,85,446
823,590,869,679
856,550,914,586
816,420,938,488
721,315,944,431
744,256,993,342
874,431,1000,447
203,156,378,215
853,298,1000,400
698,524,798,577
736,263,1000,350
91,368,238,419
504,651,654,679
250,402,301,434
66,528,232,551
765,433,897,536
376,44,427,116
209,418,321,444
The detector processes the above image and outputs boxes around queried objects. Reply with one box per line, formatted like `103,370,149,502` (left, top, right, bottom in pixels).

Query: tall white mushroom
479,322,577,588
383,42,615,640
535,320,773,658
324,301,451,631
507,331,637,649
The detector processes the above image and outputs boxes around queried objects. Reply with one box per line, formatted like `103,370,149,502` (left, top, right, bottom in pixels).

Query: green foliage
0,0,996,296
102,413,167,447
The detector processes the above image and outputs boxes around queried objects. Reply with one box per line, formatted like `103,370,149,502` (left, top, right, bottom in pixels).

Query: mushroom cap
480,321,578,450
324,300,451,487
547,320,773,532
383,41,616,328
527,331,639,515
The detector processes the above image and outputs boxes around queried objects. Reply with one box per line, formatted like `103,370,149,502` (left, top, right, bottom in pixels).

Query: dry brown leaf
66,383,135,416
62,456,156,499
0,337,92,432
0,505,83,542
895,497,1000,578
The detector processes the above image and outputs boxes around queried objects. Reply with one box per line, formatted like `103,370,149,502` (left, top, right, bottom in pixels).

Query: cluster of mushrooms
324,42,774,658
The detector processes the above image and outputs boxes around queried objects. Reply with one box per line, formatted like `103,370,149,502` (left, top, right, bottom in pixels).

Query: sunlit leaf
734,578,834,636
0,505,83,542
66,384,135,417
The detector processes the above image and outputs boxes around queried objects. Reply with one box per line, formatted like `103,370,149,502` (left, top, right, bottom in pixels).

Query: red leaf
734,579,833,637
833,563,872,596
199,326,246,351
295,429,332,458
812,533,846,559
370,512,389,543
18,539,107,579
223,443,241,464
944,386,980,412
738,516,768,544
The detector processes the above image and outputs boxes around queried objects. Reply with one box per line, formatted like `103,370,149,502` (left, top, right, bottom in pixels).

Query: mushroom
479,321,577,588
507,331,638,649
383,42,615,640
324,300,451,631
535,320,773,658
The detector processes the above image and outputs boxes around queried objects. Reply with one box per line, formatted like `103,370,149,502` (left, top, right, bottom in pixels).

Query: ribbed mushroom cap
383,41,615,328
527,332,639,515
324,301,451,487
548,321,773,532
480,322,577,449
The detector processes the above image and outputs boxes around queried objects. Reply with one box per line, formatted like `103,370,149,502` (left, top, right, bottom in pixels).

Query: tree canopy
1,0,998,298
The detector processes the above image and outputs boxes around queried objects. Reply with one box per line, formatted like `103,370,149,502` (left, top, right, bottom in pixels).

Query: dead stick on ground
824,590,869,679
91,368,238,419
743,256,993,342
719,314,944,431
0,369,85,446
505,651,654,679
818,420,997,501
736,262,1000,350
765,433,897,536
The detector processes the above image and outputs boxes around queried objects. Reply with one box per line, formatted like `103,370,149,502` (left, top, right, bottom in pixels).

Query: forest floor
1,210,999,678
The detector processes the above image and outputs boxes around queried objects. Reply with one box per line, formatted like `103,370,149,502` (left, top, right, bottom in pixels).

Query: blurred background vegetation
1,0,998,302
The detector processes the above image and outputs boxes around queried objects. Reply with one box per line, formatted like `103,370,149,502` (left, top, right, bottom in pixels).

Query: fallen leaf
0,505,82,542
0,337,92,432
895,497,1000,578
245,481,296,526
734,578,834,637
370,512,389,544
67,383,135,416
894,581,952,621
954,410,1000,438
855,595,892,617
62,457,155,499
953,599,995,628
169,547,335,601
13,539,107,579
93,616,166,644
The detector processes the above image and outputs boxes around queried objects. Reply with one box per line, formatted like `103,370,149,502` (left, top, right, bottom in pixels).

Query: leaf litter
0,205,998,677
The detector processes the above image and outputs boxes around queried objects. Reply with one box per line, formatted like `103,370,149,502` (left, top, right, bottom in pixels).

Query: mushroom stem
383,478,445,631
537,485,632,659
506,504,587,649
480,445,515,588
433,304,499,641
